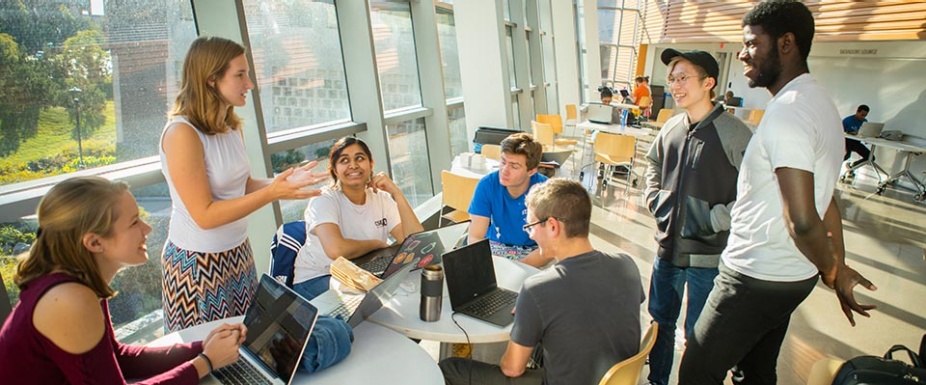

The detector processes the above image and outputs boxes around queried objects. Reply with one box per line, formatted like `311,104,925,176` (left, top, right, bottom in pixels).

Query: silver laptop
310,261,415,328
208,274,319,385
857,122,884,138
587,103,615,124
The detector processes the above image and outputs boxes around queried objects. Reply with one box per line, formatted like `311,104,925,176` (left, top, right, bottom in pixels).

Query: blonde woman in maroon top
0,176,245,384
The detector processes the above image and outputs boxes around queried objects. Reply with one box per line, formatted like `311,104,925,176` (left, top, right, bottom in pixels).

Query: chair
806,358,843,385
598,323,658,385
565,104,578,137
593,132,637,191
268,220,307,288
642,108,675,130
531,120,557,150
747,109,765,126
439,170,480,227
537,114,579,169
636,96,653,120
481,144,502,161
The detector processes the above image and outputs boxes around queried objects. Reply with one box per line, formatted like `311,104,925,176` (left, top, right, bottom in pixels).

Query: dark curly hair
742,0,815,61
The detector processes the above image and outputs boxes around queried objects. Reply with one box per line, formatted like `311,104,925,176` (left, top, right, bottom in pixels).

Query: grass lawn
2,101,117,165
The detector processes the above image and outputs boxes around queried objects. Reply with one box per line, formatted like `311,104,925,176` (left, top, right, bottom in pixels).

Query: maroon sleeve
114,337,205,383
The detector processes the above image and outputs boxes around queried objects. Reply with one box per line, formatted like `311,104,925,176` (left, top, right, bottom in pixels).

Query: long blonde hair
15,176,130,298
170,36,246,135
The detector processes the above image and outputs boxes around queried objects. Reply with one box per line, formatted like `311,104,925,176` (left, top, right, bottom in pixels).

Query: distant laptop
209,274,318,385
857,122,885,138
443,239,519,327
311,261,416,328
587,103,615,124
357,221,470,279
618,89,630,99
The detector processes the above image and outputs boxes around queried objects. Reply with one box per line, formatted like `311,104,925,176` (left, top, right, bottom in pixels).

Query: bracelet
198,353,214,374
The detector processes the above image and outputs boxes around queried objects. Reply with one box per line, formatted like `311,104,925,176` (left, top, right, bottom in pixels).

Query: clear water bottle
419,265,443,322
620,109,629,131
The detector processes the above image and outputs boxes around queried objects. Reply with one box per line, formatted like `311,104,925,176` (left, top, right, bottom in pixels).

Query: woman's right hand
270,160,329,200
202,328,243,369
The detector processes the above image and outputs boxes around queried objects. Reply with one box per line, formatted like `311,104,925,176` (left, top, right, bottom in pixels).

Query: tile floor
422,137,926,385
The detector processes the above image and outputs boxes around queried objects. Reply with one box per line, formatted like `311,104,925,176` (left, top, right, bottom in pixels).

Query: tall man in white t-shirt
678,2,877,384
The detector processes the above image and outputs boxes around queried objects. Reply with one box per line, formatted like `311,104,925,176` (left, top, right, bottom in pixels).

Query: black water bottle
419,265,443,322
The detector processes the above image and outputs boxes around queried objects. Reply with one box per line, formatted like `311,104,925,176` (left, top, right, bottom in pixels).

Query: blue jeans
646,257,719,385
293,274,331,301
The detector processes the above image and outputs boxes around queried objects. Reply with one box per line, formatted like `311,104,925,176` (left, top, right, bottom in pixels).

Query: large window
436,8,463,100
0,0,196,188
243,0,351,132
273,138,339,223
385,118,433,208
447,105,468,157
370,2,423,112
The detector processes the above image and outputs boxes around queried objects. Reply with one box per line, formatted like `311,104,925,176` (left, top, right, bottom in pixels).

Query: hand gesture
203,325,245,369
368,172,400,196
832,264,877,326
270,160,329,200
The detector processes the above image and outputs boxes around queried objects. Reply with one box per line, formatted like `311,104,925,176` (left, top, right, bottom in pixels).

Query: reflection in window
243,0,350,132
0,0,196,187
272,138,339,222
385,118,433,208
506,27,516,88
370,2,423,112
436,8,463,100
448,106,468,157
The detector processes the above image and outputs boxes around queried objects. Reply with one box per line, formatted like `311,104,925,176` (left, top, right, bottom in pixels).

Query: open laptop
587,102,615,124
443,239,519,327
209,274,318,385
857,122,885,138
311,261,415,328
356,221,470,279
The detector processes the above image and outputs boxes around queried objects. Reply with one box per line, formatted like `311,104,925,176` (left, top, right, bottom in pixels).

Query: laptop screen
443,239,498,309
381,221,470,278
619,89,630,98
242,275,318,383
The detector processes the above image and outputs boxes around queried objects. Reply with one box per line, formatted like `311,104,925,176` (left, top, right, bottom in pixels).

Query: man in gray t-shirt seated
439,179,645,385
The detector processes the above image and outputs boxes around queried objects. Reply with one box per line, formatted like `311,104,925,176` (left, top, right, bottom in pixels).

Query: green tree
0,0,91,55
60,29,111,140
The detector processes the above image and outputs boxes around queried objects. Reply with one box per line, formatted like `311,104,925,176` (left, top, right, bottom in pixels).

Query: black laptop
208,274,318,385
443,239,519,327
357,221,470,278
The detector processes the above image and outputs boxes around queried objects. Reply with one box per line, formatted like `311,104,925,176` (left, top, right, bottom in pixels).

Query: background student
159,36,327,332
0,176,245,384
842,104,873,172
292,136,423,300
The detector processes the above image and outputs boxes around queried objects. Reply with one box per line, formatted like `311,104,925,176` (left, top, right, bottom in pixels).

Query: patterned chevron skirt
161,239,258,332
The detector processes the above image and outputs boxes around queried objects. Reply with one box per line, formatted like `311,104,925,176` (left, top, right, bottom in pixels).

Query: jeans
293,274,331,301
678,264,817,385
647,257,719,385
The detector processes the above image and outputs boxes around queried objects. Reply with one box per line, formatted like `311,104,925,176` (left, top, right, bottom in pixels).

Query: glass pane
506,27,516,88
273,139,339,223
600,45,617,81
436,9,463,99
511,96,521,129
598,9,618,43
370,2,423,112
0,0,196,187
526,32,534,86
503,0,511,21
242,0,351,132
385,118,433,208
448,106,468,157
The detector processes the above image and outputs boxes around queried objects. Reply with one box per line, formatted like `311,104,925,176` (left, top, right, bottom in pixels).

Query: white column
581,0,602,102
455,0,511,138
551,0,580,110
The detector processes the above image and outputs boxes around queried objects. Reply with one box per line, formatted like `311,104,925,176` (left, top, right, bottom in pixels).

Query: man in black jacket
643,49,752,385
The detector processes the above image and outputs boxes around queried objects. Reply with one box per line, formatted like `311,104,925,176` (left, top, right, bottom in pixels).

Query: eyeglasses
666,74,700,86
522,217,566,233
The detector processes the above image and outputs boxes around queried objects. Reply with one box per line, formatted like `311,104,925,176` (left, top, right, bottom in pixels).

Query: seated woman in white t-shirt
292,136,424,300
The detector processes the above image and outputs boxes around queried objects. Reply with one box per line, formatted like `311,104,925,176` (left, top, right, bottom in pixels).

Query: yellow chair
806,358,843,385
593,132,637,190
439,170,480,227
481,144,501,161
537,114,579,147
531,120,557,150
643,108,675,130
636,95,653,119
598,323,658,385
747,109,765,126
565,104,578,137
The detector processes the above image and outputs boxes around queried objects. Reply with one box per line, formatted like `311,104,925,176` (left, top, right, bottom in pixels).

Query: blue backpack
269,221,306,288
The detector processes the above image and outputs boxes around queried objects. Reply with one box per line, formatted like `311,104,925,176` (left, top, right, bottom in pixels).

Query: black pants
678,264,817,385
439,358,544,385
844,138,872,168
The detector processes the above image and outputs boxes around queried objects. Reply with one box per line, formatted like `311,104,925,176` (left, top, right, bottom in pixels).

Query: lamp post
68,87,84,169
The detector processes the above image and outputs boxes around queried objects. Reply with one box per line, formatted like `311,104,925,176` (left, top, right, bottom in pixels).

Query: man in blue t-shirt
468,133,551,267
843,104,872,171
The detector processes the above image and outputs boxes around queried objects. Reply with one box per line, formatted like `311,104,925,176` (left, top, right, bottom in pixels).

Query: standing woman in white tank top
158,37,326,332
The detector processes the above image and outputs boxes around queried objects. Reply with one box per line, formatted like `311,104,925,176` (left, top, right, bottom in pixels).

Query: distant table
450,156,499,179
148,316,442,385
844,134,926,201
576,120,653,138
367,256,539,345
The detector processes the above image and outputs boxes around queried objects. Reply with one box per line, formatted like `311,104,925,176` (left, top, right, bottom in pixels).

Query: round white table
148,316,442,385
367,256,539,344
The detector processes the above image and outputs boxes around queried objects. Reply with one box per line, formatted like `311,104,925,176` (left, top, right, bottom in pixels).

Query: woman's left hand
368,172,400,196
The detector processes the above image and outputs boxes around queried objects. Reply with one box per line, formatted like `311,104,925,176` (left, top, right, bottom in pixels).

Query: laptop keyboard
465,290,518,318
326,293,363,319
358,256,390,275
214,360,272,385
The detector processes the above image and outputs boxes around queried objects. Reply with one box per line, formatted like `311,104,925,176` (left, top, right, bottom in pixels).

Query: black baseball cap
661,49,719,87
